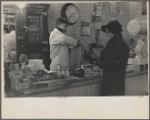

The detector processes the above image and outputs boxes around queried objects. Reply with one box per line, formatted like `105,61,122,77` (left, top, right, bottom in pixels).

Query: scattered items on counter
70,64,103,77
37,70,46,77
91,64,102,72
82,64,102,73
44,64,69,78
126,65,140,73
70,68,85,77
129,49,136,58
8,55,34,90
8,61,82,90
126,64,148,73
128,58,148,65
55,64,70,78
82,64,95,75
27,59,45,74
21,64,32,75
9,64,33,90
35,70,57,81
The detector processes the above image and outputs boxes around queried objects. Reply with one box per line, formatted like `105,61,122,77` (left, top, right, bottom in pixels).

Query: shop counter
5,70,148,97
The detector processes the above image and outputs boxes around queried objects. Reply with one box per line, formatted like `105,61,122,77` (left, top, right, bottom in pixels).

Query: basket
9,70,31,90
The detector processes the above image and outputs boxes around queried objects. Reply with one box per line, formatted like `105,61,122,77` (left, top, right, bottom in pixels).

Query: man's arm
50,32,77,47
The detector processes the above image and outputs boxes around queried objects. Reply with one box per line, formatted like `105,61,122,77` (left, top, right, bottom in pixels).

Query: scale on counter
127,15,148,72
127,15,148,65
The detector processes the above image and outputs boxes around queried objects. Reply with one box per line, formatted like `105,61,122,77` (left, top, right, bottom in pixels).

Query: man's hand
76,40,81,47
69,40,80,48
77,40,81,46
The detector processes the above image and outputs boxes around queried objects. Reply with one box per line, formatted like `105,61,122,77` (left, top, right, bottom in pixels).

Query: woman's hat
101,20,123,34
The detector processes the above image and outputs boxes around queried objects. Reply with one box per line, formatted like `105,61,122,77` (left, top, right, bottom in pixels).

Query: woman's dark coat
100,34,129,96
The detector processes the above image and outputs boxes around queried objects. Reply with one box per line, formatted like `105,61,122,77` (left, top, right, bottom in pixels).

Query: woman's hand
95,58,104,69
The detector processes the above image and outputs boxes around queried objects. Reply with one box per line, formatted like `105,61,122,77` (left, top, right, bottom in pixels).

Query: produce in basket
70,68,85,77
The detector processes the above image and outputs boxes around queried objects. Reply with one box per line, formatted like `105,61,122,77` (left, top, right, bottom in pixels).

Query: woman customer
99,20,129,96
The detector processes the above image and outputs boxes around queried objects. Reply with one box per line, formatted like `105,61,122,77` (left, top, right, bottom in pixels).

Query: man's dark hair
56,17,69,26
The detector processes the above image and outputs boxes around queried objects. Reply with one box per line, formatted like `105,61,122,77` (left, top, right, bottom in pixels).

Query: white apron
49,28,77,71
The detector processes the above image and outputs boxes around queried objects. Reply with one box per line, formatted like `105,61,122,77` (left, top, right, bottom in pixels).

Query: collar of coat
55,27,66,34
108,33,123,44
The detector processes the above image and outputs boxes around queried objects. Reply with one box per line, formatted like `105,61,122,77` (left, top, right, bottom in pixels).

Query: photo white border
1,1,149,119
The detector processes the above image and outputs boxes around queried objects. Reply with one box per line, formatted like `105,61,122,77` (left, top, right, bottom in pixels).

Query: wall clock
61,3,79,25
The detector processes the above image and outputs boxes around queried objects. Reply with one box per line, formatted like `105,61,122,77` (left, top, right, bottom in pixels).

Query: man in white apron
49,17,79,71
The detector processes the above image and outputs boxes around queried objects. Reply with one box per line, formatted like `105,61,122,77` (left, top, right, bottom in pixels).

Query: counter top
5,70,148,97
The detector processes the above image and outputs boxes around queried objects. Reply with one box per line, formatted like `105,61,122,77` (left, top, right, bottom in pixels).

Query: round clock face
61,3,79,25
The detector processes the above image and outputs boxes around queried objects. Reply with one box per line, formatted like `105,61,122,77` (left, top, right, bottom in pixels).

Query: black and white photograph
1,0,149,119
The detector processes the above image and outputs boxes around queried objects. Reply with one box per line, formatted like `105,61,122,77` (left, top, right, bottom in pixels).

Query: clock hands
68,13,76,20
